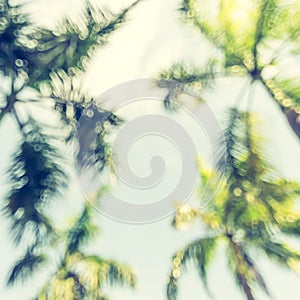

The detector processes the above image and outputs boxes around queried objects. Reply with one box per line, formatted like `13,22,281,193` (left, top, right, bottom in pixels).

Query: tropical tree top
1,0,142,298
159,0,300,138
33,202,136,300
167,109,300,300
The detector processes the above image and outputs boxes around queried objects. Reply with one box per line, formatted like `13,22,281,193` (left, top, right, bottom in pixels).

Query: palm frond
172,204,201,229
167,236,218,300
63,271,87,299
7,251,47,285
159,60,219,87
106,260,136,288
4,118,66,245
216,109,279,226
81,255,136,289
158,60,219,109
24,0,143,88
75,102,122,171
45,70,122,172
176,0,300,141
218,108,269,176
46,269,85,300
251,0,289,67
0,0,30,76
259,240,300,270
279,218,300,237
66,203,98,254
50,70,92,121
179,0,223,49
262,77,300,138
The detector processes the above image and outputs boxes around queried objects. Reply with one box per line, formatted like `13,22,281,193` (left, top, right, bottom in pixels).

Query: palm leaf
0,0,30,76
80,255,136,289
172,204,201,229
259,240,300,270
4,118,66,245
158,60,220,109
279,218,300,237
25,0,143,88
66,203,98,254
7,251,47,285
175,0,300,140
167,236,218,300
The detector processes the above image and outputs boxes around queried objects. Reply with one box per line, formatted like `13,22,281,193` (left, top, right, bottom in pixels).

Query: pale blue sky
1,0,300,299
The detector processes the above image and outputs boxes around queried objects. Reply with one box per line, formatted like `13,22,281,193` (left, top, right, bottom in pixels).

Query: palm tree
8,200,136,300
157,2,300,296
1,0,142,297
159,0,300,139
167,109,300,300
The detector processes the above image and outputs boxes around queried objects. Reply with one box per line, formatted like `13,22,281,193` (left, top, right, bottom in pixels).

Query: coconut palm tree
159,0,300,139
167,108,300,300
8,200,136,300
1,0,142,296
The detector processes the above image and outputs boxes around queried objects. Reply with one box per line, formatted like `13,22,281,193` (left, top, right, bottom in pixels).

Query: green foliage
167,109,300,300
158,60,220,110
81,255,136,288
5,118,66,245
47,71,122,170
161,7,300,297
0,0,143,88
160,0,300,138
159,60,219,87
66,203,98,254
0,0,29,77
75,102,122,172
7,251,47,285
33,202,136,300
167,237,218,300
1,0,142,298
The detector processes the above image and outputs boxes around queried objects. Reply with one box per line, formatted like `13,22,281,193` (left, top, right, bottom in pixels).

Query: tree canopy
1,0,300,299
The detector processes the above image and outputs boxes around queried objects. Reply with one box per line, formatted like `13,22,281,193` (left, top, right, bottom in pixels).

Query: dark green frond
7,251,47,285
0,0,30,76
75,102,122,171
260,240,300,270
279,218,300,237
4,118,66,245
105,260,136,288
24,0,143,88
218,108,270,177
96,0,143,38
66,203,98,254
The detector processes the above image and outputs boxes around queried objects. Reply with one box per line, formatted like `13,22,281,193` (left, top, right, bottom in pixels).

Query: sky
1,0,300,299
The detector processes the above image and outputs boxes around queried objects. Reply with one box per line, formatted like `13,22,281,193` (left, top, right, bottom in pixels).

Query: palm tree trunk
237,272,255,300
229,238,255,300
